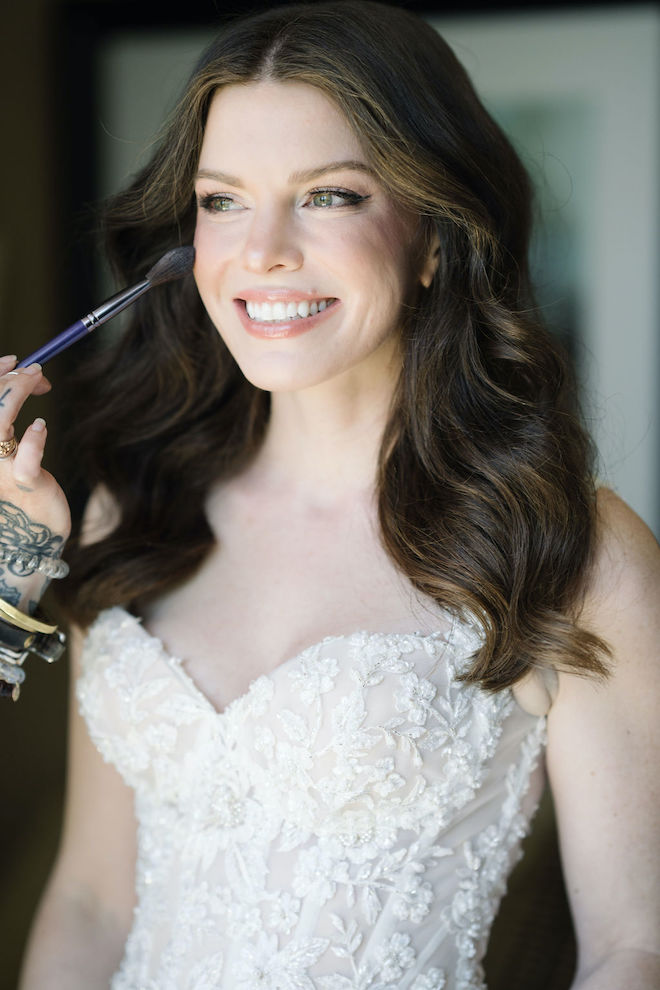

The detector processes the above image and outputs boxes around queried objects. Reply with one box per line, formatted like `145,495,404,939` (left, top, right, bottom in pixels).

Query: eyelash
197,193,239,213
307,188,369,208
196,187,369,214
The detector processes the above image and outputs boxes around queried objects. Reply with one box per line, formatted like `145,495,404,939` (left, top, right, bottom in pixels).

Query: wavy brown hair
58,0,608,689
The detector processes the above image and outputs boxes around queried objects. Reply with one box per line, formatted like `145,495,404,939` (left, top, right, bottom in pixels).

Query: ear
419,229,441,289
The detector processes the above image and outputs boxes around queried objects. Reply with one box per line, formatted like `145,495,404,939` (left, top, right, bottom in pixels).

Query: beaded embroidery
78,607,546,990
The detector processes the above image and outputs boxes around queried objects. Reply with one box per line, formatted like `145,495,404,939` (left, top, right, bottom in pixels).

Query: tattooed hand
0,355,71,613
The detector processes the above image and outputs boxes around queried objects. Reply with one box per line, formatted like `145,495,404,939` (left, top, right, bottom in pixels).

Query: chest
144,488,438,710
142,490,442,713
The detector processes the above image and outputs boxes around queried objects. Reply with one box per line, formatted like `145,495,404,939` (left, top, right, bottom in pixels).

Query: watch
0,611,66,701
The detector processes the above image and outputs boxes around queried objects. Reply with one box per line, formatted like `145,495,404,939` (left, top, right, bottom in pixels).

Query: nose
242,205,303,274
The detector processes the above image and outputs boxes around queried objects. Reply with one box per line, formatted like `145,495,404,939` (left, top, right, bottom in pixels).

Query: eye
197,193,243,213
308,189,368,209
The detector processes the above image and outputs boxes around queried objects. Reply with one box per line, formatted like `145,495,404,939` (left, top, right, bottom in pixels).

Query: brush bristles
145,246,196,286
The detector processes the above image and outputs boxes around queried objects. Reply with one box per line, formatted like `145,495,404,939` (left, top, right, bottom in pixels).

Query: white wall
433,7,660,534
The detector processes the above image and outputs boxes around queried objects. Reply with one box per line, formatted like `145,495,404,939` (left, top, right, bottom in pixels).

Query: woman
9,2,659,987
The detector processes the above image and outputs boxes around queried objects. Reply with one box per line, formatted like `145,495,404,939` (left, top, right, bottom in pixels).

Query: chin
232,355,333,394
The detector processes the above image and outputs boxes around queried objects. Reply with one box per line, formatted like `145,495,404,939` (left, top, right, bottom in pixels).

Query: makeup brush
17,245,196,368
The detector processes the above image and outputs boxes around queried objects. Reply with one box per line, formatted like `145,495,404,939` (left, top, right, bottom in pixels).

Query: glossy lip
237,288,334,303
233,296,340,339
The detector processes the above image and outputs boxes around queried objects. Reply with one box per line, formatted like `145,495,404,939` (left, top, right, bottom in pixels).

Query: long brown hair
58,0,608,689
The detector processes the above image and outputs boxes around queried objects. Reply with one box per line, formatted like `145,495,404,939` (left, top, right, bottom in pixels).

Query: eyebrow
195,160,377,185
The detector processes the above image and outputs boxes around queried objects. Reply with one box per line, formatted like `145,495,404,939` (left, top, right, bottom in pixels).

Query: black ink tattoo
0,576,22,608
0,500,64,577
0,388,10,407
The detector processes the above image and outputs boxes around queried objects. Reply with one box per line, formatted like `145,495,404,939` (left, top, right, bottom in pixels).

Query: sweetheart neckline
105,605,471,719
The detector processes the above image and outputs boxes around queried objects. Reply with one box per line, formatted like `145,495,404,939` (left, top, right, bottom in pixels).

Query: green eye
311,191,337,208
212,197,235,211
199,194,240,212
309,189,367,209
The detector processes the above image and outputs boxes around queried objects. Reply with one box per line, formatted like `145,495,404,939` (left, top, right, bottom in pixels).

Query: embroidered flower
391,873,434,923
375,931,416,982
395,671,437,725
232,932,329,989
289,650,340,705
325,808,397,863
266,892,302,934
411,967,447,989
292,842,348,903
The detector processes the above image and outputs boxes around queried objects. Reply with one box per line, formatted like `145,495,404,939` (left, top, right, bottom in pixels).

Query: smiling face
193,80,435,394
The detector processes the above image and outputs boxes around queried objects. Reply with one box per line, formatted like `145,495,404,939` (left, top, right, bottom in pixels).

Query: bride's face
193,79,436,394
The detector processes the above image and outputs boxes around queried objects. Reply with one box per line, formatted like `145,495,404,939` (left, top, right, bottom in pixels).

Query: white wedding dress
78,606,548,990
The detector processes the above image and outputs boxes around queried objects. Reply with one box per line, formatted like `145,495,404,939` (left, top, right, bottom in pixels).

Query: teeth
244,298,334,322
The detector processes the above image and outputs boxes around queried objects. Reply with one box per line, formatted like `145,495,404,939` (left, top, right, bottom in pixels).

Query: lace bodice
78,606,547,990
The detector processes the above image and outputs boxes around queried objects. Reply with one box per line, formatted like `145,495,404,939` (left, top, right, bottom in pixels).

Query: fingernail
1,355,17,363
32,418,46,432
24,363,42,375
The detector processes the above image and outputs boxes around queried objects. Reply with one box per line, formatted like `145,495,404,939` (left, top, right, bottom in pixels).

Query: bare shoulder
580,487,660,640
594,485,659,566
552,485,660,711
79,484,121,547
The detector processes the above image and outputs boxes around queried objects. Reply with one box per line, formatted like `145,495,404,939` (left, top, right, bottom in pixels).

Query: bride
7,2,659,987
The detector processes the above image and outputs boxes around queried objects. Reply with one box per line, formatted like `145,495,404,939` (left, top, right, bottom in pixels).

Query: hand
0,354,71,612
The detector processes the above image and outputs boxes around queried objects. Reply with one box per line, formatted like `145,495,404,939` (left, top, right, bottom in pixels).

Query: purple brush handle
16,278,151,369
17,319,91,368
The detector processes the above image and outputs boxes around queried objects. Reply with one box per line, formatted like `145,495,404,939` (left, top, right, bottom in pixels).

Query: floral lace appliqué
78,608,546,990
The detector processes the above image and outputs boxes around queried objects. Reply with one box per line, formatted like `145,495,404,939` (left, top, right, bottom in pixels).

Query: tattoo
0,568,47,613
0,500,64,577
0,388,10,407
15,483,35,493
0,576,21,607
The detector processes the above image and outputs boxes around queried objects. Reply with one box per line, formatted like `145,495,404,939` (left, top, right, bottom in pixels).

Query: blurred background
1,1,658,987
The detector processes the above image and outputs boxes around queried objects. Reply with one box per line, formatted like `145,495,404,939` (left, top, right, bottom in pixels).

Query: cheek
192,223,212,280
192,222,234,297
351,216,419,302
193,220,222,264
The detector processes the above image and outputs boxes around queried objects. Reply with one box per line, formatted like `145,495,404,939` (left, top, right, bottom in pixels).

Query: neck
251,374,398,506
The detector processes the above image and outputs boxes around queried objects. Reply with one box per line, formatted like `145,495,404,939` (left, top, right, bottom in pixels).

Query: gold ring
0,437,18,459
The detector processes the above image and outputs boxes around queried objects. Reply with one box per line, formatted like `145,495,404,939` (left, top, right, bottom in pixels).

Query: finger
0,355,18,373
29,375,52,397
11,418,47,490
5,371,53,397
0,364,46,434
